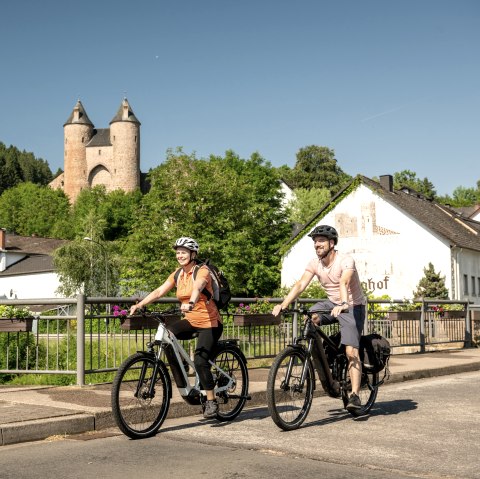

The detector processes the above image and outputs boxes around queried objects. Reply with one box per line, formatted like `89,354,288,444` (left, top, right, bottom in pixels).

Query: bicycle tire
212,346,249,421
266,346,314,431
341,363,378,417
111,352,171,439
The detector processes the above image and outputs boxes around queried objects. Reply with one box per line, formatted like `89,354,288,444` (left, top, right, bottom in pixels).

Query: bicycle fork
135,350,162,400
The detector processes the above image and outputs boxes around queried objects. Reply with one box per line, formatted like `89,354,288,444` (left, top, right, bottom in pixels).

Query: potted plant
118,305,181,330
0,305,34,332
386,300,422,321
442,304,466,319
232,299,280,326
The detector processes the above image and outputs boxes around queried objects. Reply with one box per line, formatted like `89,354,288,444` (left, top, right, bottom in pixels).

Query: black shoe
203,399,218,418
346,393,361,412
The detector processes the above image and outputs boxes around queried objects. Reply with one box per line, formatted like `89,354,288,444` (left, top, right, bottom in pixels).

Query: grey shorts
309,299,365,349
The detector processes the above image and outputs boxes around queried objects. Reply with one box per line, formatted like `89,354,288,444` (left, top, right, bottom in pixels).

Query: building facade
281,175,480,302
0,229,66,299
50,98,141,202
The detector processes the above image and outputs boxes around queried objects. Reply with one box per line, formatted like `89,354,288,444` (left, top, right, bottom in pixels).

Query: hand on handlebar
331,303,348,317
129,304,140,316
180,302,193,313
272,304,284,317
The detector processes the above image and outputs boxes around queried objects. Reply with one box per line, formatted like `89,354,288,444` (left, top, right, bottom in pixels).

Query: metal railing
0,296,477,385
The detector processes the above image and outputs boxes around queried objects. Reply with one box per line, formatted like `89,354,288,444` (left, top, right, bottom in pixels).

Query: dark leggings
167,319,223,391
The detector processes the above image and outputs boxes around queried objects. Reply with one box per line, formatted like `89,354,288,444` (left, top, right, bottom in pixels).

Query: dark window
472,276,477,296
464,274,469,295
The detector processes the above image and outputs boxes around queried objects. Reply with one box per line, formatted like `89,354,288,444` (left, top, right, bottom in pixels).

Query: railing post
76,294,85,386
465,303,472,348
292,299,299,340
364,298,369,335
420,300,426,353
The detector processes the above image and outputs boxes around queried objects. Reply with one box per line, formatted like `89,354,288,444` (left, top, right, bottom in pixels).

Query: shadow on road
158,399,418,435
159,406,270,433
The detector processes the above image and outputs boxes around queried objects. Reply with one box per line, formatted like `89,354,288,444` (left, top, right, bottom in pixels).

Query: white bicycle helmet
173,237,200,252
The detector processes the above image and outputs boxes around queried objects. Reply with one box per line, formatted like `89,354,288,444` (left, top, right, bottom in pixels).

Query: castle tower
109,98,141,192
63,100,94,202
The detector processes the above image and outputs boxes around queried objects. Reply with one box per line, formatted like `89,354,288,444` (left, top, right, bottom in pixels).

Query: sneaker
346,393,362,412
203,399,218,418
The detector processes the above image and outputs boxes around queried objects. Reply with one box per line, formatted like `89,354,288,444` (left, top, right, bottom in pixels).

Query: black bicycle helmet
308,225,338,245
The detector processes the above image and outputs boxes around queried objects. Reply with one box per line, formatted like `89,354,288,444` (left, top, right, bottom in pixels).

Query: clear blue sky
1,0,479,196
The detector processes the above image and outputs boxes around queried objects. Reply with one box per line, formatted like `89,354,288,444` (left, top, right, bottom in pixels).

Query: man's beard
317,246,333,260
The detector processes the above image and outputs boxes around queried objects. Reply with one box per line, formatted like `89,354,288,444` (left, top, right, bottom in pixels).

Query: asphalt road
2,371,480,479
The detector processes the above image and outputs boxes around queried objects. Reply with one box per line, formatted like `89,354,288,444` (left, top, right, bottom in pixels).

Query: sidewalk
2,348,480,446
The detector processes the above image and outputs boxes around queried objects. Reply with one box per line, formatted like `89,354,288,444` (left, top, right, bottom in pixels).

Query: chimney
0,228,5,250
379,175,393,192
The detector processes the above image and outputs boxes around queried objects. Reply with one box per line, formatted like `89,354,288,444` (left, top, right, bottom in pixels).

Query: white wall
0,272,62,300
282,184,453,299
280,180,294,208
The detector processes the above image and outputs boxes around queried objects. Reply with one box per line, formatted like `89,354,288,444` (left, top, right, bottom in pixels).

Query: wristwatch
339,301,348,307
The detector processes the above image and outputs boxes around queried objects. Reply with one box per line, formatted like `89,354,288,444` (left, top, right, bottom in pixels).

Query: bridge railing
0,296,477,385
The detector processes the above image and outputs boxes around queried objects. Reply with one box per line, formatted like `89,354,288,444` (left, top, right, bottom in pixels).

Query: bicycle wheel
111,352,171,439
212,346,249,421
266,346,314,431
341,364,378,417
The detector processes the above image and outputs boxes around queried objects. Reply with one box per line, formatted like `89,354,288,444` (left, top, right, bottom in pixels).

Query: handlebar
281,308,333,316
128,307,182,321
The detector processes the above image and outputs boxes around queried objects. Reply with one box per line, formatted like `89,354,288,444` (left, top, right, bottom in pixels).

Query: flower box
120,314,181,331
388,311,421,321
233,313,281,326
443,310,465,319
0,318,34,332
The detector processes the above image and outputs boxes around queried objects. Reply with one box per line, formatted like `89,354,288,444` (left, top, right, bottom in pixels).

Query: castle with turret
50,98,141,202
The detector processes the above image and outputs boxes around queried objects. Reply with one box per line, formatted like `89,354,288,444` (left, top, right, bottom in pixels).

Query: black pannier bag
360,333,391,373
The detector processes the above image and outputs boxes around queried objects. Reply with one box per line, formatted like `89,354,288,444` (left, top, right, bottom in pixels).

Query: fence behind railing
0,296,477,385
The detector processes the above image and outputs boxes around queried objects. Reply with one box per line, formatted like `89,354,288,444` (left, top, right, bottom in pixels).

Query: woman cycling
129,237,223,418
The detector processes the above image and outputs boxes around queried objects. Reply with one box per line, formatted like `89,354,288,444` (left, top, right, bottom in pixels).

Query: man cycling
272,225,366,411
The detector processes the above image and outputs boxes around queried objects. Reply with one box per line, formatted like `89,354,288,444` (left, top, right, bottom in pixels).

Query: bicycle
111,309,250,439
267,307,384,431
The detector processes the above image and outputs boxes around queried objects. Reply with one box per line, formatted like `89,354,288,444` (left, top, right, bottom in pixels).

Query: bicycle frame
147,320,236,403
290,310,343,398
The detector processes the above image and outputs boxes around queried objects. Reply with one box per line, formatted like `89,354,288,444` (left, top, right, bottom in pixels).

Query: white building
281,175,480,301
0,230,66,300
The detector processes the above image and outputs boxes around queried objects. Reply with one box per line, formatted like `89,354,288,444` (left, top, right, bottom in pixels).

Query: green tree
392,170,437,200
0,183,71,237
437,186,479,207
412,262,449,299
289,187,331,225
121,148,290,296
288,145,351,195
54,227,122,298
72,186,142,240
0,142,53,193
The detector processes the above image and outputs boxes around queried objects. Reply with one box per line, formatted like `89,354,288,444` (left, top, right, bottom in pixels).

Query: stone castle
50,98,141,202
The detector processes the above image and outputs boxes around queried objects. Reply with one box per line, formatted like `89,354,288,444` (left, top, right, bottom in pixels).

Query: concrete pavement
2,347,480,446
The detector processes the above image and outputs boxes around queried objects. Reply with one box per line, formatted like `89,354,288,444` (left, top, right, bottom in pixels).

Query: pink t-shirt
305,251,365,306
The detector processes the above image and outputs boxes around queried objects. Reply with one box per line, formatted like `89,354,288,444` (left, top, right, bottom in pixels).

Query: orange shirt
168,265,221,328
